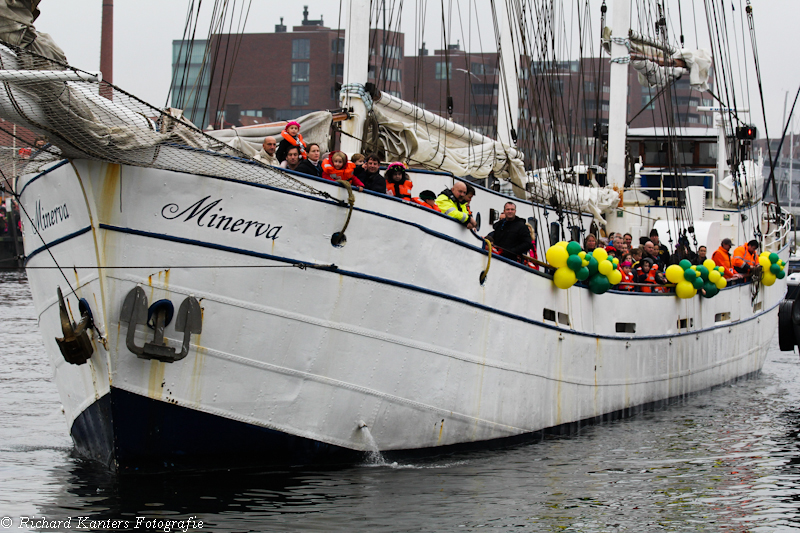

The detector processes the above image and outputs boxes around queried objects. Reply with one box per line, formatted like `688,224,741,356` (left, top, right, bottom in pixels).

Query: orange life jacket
410,197,442,211
732,245,757,270
281,131,307,158
386,178,413,200
712,246,736,278
619,270,634,291
321,157,355,181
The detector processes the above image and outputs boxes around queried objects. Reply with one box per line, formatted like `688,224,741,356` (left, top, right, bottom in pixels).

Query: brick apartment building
172,7,403,129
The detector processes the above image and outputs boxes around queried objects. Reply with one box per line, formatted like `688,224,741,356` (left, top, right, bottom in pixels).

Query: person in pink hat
276,121,308,162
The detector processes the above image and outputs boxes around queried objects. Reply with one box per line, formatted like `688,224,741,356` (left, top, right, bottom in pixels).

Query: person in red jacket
410,190,442,211
322,151,364,191
385,162,413,200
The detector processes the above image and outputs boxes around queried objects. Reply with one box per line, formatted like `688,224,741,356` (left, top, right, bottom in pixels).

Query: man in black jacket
490,202,531,261
360,153,386,193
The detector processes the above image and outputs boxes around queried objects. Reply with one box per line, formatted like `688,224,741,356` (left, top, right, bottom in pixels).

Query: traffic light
736,125,757,140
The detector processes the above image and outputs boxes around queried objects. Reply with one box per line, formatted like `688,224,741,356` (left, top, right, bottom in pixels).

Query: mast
100,0,113,100
339,0,371,155
496,0,519,147
605,0,631,189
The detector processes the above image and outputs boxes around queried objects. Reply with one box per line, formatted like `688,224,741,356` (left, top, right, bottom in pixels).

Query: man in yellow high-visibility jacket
436,182,477,229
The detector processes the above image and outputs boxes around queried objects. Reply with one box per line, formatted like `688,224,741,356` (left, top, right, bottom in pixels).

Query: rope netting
0,40,332,200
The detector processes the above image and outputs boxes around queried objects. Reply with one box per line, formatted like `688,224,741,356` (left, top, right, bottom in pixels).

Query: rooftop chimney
100,0,113,99
275,17,286,33
419,42,428,56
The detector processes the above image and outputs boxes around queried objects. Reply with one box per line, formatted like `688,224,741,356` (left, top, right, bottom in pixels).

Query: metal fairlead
55,287,94,365
120,286,203,363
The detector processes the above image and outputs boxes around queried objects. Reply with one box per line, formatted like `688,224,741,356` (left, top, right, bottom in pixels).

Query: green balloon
698,265,709,280
769,252,779,264
576,266,590,281
693,276,705,289
567,254,583,271
566,241,582,255
679,259,692,270
612,261,618,270
702,281,719,298
587,256,599,276
777,269,786,279
770,263,781,275
684,268,697,281
589,274,611,294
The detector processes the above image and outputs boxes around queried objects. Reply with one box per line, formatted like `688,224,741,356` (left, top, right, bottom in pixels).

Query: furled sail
602,27,711,92
206,111,333,157
371,91,527,188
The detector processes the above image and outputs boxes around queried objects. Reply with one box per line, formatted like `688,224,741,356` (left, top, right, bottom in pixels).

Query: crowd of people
579,229,761,292
256,123,764,291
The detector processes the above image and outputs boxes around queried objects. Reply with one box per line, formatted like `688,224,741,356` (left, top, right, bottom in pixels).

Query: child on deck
322,151,364,191
619,261,634,291
276,121,308,162
385,162,413,200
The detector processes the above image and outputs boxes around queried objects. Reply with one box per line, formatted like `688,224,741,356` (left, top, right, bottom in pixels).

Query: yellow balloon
608,269,623,285
546,246,569,268
690,265,698,271
703,259,716,271
665,264,685,284
612,257,619,265
578,251,586,259
759,256,771,268
715,276,727,289
556,241,568,249
582,259,589,267
598,260,613,276
708,270,721,284
553,266,577,289
762,272,777,286
593,248,608,262
676,280,696,299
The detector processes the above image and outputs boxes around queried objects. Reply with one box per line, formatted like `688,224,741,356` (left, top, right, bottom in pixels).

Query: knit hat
420,190,436,201
284,121,301,130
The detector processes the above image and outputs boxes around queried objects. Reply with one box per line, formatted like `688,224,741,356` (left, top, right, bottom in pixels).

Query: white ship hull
18,156,785,470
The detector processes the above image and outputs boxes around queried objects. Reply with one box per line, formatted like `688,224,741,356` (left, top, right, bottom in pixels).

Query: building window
381,67,402,82
435,62,451,80
291,85,309,106
382,44,402,59
331,63,344,77
549,80,563,96
292,39,310,59
471,104,496,117
472,83,498,96
641,93,655,110
584,81,596,92
368,65,376,79
471,62,486,75
331,37,345,53
292,62,310,82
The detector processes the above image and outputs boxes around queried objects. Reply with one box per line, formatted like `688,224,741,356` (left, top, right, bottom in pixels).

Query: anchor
120,286,203,363
54,287,94,365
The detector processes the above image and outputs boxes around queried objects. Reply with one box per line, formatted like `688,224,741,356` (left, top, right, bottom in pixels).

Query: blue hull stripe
98,223,780,341
24,226,93,265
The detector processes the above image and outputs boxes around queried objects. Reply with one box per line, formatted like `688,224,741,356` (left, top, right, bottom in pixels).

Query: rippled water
3,270,800,532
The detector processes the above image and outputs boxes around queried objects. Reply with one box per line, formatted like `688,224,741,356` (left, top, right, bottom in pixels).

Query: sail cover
371,91,527,186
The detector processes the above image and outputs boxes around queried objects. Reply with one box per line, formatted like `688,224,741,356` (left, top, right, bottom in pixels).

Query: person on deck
385,163,413,200
619,261,635,291
282,146,319,176
255,136,279,166
635,258,666,293
276,121,307,162
321,151,364,190
712,238,739,280
306,143,323,176
489,202,532,262
643,240,663,269
692,245,708,266
650,229,670,265
733,239,760,275
411,190,442,211
361,153,386,193
436,181,477,229
584,233,597,252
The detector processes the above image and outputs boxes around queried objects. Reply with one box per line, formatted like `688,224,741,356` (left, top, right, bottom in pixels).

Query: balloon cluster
546,241,621,294
759,251,786,286
665,259,727,299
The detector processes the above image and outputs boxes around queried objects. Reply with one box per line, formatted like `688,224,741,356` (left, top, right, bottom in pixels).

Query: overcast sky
33,0,800,138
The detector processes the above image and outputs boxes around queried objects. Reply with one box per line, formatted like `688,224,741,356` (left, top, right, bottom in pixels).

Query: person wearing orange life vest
385,162,413,200
321,150,364,190
276,121,307,162
732,239,759,275
634,258,667,293
618,261,635,291
410,190,442,211
712,238,738,279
